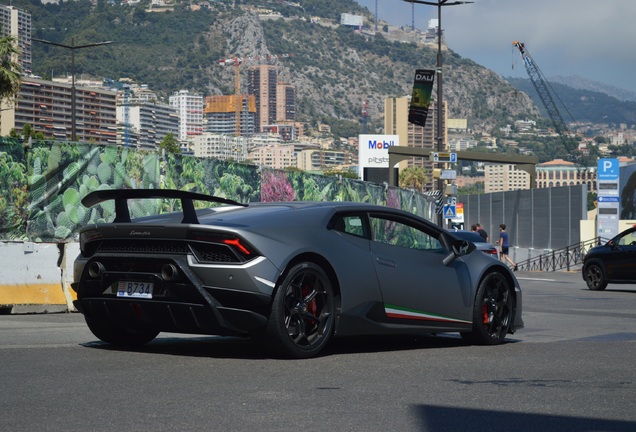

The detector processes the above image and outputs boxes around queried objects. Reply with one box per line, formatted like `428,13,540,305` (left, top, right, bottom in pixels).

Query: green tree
0,34,22,104
399,166,427,191
9,123,46,142
159,133,181,154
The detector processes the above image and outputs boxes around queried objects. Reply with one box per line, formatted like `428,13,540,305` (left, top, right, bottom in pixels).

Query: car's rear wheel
462,272,513,345
266,262,335,358
85,316,159,347
584,263,608,291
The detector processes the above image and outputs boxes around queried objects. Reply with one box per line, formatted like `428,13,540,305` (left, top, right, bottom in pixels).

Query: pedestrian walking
476,223,488,242
496,224,518,271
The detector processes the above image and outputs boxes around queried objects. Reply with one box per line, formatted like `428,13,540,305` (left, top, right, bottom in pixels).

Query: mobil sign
358,134,400,169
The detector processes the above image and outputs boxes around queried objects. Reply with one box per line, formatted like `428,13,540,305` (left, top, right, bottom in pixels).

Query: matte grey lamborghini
72,189,523,358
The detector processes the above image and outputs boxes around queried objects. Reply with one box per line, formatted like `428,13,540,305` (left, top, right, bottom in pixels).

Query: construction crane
218,53,293,136
512,41,578,158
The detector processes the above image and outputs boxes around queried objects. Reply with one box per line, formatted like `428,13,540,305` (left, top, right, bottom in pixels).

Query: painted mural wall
0,138,432,242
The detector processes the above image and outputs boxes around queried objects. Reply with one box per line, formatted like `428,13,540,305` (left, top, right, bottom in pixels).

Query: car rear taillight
484,249,498,257
187,230,256,260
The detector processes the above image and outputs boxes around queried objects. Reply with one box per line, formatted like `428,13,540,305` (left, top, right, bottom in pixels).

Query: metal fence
516,237,605,272
459,185,588,251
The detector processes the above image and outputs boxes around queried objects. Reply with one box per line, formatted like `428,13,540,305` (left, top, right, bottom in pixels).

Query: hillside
14,0,540,137
506,77,636,127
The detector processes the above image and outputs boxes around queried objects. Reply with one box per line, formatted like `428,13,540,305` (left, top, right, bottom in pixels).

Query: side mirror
442,239,476,266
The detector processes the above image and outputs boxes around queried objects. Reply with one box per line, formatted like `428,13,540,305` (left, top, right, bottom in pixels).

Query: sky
355,0,636,94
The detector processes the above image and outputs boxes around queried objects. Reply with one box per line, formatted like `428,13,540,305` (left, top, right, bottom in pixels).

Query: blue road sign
443,205,456,218
598,158,619,181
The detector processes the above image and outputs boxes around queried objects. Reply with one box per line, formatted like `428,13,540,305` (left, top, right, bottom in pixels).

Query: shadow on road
81,333,521,360
412,404,636,432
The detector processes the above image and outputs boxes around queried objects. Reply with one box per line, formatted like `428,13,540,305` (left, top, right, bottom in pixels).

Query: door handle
376,257,396,267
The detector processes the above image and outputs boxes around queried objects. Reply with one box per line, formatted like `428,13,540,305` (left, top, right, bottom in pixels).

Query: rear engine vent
98,240,190,254
190,243,241,263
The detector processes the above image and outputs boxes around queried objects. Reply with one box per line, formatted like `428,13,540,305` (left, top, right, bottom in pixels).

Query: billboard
358,135,399,167
408,69,435,127
341,13,364,27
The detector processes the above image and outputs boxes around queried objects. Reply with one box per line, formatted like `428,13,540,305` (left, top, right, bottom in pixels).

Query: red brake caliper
302,284,317,318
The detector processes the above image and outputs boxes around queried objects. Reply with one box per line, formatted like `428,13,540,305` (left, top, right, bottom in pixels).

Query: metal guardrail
517,237,608,272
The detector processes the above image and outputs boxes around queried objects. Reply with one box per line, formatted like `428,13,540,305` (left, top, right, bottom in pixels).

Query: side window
333,215,366,238
369,214,444,252
618,231,636,246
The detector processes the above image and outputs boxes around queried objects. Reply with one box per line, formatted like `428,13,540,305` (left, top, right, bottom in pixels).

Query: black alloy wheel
462,272,513,345
266,262,335,358
585,263,608,291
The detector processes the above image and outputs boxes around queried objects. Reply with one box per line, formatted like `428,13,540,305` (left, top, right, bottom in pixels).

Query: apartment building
297,149,350,171
190,133,248,161
536,159,597,192
204,95,256,136
0,5,32,74
275,81,295,123
169,90,203,142
247,66,296,133
248,143,296,169
484,163,531,193
116,99,179,149
0,77,117,144
247,65,278,133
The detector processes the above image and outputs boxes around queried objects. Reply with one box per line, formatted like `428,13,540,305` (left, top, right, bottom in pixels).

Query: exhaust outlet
88,261,105,278
162,264,179,281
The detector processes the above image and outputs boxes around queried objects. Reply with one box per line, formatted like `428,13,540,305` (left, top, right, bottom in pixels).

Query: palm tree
0,34,22,104
399,166,428,192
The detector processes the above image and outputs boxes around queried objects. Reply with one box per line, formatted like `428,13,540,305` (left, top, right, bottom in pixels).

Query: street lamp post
32,38,112,142
403,0,473,225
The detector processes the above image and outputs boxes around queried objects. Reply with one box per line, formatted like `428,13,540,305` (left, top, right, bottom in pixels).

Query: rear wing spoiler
81,189,247,224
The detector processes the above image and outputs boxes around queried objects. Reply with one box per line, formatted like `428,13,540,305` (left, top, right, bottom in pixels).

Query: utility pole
32,38,112,142
402,1,473,225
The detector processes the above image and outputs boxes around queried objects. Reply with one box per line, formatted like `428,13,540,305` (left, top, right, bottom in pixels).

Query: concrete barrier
0,242,78,314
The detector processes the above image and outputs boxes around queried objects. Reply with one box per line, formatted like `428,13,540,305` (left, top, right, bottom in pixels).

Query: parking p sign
598,158,619,181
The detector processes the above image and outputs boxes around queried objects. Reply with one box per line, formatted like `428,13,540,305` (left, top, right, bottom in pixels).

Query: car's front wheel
85,316,159,347
266,262,335,358
462,272,513,345
584,263,608,290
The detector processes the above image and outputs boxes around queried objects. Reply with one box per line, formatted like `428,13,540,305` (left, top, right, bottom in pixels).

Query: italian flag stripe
385,304,471,324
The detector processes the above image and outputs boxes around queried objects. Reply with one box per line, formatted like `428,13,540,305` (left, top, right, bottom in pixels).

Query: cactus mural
0,138,433,242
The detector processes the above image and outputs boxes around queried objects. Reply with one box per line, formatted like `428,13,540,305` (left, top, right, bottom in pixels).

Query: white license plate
117,281,153,299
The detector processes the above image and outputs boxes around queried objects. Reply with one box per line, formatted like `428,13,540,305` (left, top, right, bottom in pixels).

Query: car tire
462,272,513,345
266,262,335,358
85,316,159,347
584,263,608,291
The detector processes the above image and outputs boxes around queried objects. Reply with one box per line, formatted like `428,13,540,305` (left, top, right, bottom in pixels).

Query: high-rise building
204,95,256,136
116,99,179,149
0,77,117,144
247,65,279,133
0,5,32,74
169,90,203,142
384,96,446,191
276,81,295,123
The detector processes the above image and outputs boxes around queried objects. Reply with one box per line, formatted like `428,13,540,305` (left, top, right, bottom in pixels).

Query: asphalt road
1,271,635,432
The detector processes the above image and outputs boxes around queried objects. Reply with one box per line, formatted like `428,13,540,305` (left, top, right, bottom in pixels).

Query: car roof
448,230,489,243
191,201,425,227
